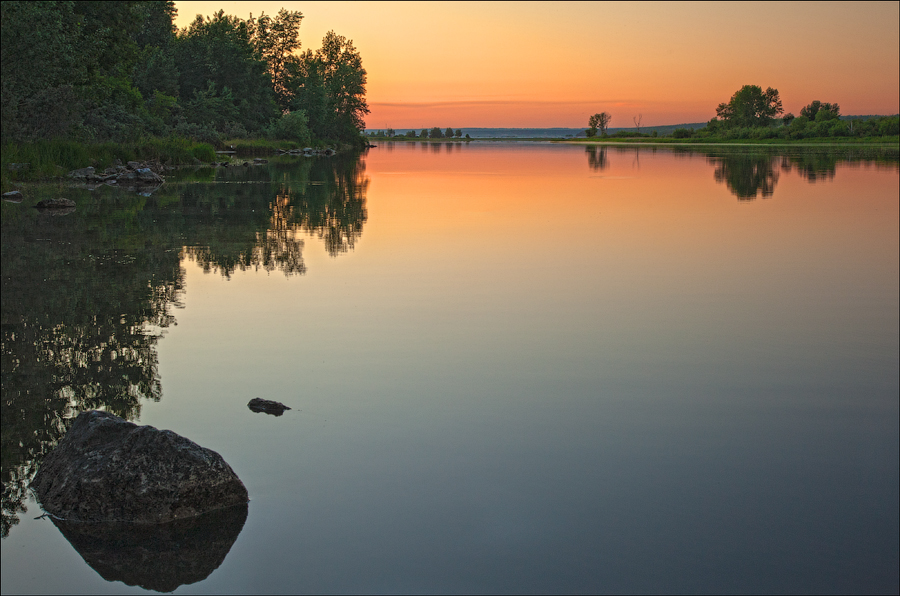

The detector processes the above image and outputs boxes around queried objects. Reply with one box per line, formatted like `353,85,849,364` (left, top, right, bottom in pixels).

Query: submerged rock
2,190,23,202
248,398,291,416
32,410,248,523
51,504,247,592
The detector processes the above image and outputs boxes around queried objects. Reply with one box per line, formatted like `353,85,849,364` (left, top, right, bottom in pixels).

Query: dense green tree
173,11,279,134
800,100,840,122
420,129,429,138
1,3,368,144
289,49,327,138
715,85,783,128
445,127,454,138
430,127,443,138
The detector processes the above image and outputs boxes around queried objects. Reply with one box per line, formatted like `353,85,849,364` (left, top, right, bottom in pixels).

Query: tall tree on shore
317,31,369,141
291,31,368,142
250,8,304,112
588,112,611,137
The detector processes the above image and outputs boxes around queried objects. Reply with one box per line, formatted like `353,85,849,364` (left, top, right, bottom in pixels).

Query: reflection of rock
248,398,291,416
117,168,164,184
34,198,76,215
34,198,76,209
32,410,248,523
51,503,248,593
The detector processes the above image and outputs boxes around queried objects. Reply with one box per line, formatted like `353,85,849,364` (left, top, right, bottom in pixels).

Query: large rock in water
32,410,248,523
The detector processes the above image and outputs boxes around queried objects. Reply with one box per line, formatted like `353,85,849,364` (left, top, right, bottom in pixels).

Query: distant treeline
0,2,369,147
368,127,466,139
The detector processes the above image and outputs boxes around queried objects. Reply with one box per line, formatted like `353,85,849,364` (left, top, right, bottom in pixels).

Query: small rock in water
2,190,24,202
34,198,75,209
32,410,248,523
248,398,291,416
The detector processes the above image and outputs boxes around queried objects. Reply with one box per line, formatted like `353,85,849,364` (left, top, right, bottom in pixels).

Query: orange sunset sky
174,1,900,128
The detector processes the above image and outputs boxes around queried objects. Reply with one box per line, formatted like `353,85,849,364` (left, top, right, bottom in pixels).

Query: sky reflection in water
1,144,898,594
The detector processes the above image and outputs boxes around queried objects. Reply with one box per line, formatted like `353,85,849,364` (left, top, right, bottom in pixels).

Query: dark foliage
0,2,368,145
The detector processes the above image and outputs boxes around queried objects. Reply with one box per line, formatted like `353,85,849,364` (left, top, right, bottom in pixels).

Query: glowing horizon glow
174,1,900,128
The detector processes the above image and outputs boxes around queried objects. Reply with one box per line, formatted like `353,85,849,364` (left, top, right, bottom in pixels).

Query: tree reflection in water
0,154,368,539
586,145,608,171
587,144,898,199
182,155,368,276
711,153,780,199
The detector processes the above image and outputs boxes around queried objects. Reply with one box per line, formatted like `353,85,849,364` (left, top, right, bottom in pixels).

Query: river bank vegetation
578,85,899,144
1,1,369,185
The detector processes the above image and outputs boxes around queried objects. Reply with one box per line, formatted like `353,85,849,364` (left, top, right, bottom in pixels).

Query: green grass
1,137,216,188
558,135,900,146
219,138,324,154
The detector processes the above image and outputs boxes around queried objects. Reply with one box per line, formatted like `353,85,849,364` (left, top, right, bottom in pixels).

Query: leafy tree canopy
715,85,783,128
800,100,840,122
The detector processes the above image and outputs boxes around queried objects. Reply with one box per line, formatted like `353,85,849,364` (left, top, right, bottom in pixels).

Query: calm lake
2,143,898,594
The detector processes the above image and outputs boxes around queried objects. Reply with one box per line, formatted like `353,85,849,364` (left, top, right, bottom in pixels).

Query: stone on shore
32,410,248,523
67,166,95,179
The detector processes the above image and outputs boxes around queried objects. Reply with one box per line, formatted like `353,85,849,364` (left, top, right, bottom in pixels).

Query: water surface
2,143,898,593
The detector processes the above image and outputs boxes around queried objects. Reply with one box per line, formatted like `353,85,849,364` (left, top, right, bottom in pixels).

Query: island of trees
1,1,369,172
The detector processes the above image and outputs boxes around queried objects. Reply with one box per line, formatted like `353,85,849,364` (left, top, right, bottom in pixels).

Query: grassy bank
558,136,900,146
1,137,219,188
0,136,360,189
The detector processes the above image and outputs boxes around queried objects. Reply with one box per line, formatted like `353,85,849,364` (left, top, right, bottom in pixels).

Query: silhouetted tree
588,112,611,137
716,85,783,128
250,8,304,111
800,100,840,122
